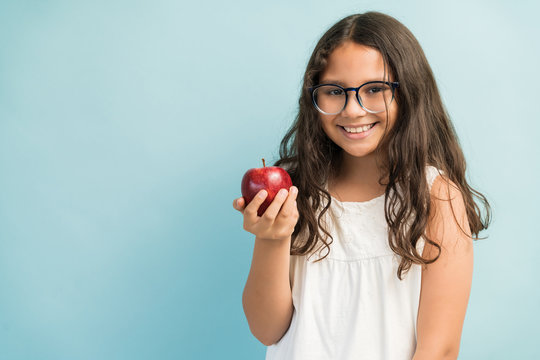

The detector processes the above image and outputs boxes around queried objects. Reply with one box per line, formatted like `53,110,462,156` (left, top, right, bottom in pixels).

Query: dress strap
426,165,445,191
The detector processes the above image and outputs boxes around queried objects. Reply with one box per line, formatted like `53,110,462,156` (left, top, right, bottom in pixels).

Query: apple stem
262,158,266,167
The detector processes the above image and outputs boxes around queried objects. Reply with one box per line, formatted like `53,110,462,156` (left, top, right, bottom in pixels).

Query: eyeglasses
309,81,400,115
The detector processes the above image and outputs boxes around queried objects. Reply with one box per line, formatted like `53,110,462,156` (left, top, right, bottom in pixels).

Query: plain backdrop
1,0,539,359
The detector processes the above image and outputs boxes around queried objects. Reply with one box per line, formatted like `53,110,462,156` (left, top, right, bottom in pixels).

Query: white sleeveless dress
265,165,444,360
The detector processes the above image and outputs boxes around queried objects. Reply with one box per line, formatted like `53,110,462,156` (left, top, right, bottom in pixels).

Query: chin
339,145,378,158
347,150,376,158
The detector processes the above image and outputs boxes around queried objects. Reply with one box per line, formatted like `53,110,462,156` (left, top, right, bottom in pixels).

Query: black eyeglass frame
308,81,400,115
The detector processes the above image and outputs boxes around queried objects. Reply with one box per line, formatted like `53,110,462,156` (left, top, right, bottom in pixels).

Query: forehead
321,42,388,85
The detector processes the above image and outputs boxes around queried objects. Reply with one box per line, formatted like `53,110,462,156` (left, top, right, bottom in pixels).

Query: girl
233,11,491,360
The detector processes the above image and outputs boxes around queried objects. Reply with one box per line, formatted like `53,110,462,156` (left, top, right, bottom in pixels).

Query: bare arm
234,187,299,346
242,236,294,346
412,176,474,360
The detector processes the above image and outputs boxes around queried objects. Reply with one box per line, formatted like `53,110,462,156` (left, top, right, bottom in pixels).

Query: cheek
384,104,398,129
320,114,337,132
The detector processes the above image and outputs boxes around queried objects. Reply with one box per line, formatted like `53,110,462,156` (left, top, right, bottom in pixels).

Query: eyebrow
319,79,387,86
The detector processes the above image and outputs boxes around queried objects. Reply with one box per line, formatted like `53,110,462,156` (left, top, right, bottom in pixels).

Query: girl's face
318,41,398,159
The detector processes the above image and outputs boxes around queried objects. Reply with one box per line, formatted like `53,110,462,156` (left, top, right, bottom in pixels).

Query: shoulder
425,165,463,214
425,173,472,253
430,174,465,215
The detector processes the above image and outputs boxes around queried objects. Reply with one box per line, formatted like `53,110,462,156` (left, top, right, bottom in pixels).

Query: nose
341,90,368,118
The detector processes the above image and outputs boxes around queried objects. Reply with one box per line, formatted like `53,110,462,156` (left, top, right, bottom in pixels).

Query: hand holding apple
241,159,293,217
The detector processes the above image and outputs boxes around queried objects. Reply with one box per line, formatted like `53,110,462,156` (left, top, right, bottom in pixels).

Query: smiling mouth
339,122,378,134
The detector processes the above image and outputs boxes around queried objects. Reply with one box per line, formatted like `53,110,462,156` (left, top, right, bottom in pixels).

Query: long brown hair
274,11,492,280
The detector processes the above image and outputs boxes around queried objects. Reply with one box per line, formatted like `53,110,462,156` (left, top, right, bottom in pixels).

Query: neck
332,151,389,188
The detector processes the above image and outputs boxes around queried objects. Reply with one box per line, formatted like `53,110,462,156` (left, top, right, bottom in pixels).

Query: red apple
241,158,293,216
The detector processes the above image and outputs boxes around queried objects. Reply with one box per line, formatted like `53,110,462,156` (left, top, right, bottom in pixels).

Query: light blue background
1,0,538,359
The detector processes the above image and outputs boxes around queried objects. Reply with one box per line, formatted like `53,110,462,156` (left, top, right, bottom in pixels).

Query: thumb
233,197,246,212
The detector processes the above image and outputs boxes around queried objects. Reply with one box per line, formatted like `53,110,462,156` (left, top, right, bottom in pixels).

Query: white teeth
343,123,375,133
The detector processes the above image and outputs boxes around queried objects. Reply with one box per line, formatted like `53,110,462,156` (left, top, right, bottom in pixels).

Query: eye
326,88,344,96
367,86,383,94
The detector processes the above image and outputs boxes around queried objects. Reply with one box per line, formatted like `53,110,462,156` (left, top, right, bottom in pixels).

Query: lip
339,122,378,139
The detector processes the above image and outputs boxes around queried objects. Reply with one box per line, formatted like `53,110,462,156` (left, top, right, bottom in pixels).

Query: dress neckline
324,182,385,213
329,192,385,205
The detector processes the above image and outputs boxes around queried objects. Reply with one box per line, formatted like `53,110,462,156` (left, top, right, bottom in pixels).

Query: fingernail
278,189,287,197
291,186,298,195
258,190,267,198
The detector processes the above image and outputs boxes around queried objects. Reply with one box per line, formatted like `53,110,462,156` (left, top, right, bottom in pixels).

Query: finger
244,190,268,220
233,197,245,212
260,188,289,221
278,186,299,218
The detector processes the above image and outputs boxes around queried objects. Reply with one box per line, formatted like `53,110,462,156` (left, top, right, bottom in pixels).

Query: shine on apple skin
241,164,293,217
